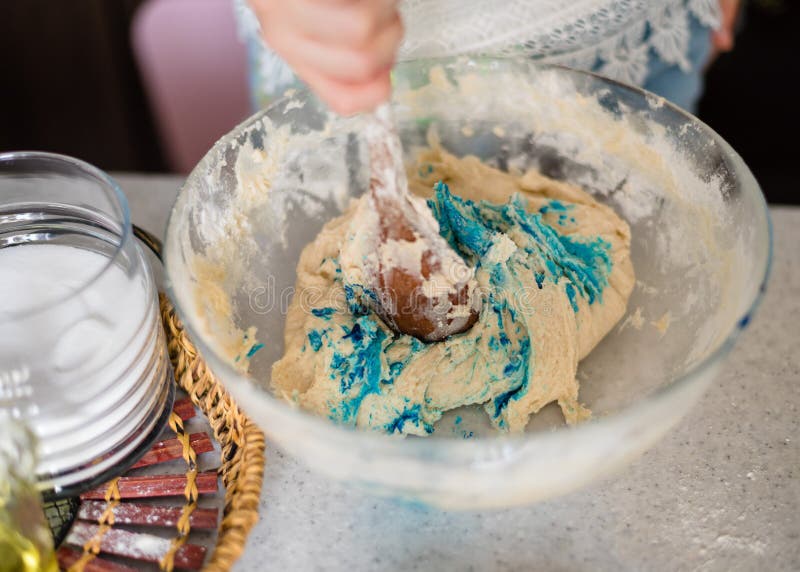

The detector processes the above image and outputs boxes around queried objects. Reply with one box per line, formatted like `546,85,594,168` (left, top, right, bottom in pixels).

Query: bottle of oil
0,416,57,572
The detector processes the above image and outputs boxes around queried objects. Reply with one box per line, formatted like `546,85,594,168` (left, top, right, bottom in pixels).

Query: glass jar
0,152,174,499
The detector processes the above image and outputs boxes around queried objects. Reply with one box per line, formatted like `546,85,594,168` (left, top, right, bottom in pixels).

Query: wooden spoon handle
364,104,413,237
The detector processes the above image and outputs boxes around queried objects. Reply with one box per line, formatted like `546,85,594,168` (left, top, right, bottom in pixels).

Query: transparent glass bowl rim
165,57,774,456
0,151,132,320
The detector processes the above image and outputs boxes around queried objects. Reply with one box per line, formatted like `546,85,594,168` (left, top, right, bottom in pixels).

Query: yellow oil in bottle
0,484,58,572
1,419,58,572
0,521,57,572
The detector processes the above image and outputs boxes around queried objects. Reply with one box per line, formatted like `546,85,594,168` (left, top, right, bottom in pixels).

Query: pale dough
272,146,635,435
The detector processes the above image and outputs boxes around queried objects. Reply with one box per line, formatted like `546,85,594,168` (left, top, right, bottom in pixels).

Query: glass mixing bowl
164,58,771,509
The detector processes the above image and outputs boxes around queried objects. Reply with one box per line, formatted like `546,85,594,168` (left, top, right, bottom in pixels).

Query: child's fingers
284,0,399,48
251,0,402,114
292,63,393,115
266,13,402,84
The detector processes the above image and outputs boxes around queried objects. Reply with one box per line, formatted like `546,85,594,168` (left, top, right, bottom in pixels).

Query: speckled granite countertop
120,173,799,572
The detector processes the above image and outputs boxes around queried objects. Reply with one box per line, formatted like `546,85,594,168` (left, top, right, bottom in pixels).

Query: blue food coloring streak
538,199,572,214
427,181,494,261
565,283,579,313
430,182,612,313
246,343,264,358
387,361,404,381
384,403,433,435
489,336,532,421
307,330,324,352
557,214,575,226
326,316,391,425
343,283,378,315
311,307,336,319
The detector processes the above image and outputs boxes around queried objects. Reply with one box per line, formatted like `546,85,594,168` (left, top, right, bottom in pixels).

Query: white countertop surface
117,172,799,572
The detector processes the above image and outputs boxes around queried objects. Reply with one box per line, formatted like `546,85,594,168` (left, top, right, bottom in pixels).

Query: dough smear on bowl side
271,145,635,435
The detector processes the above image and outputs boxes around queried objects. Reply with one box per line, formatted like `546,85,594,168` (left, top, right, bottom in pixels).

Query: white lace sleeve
399,0,720,85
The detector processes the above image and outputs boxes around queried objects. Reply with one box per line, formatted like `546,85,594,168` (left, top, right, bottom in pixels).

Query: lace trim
543,0,720,84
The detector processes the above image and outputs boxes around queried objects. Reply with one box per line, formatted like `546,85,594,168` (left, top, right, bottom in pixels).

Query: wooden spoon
360,104,480,342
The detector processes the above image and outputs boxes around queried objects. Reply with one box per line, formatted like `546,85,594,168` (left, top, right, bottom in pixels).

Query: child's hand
250,0,403,115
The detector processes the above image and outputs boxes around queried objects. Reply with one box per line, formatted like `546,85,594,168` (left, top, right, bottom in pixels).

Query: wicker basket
159,294,265,571
58,294,265,571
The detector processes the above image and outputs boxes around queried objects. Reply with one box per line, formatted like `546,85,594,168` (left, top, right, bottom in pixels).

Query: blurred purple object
132,0,250,173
